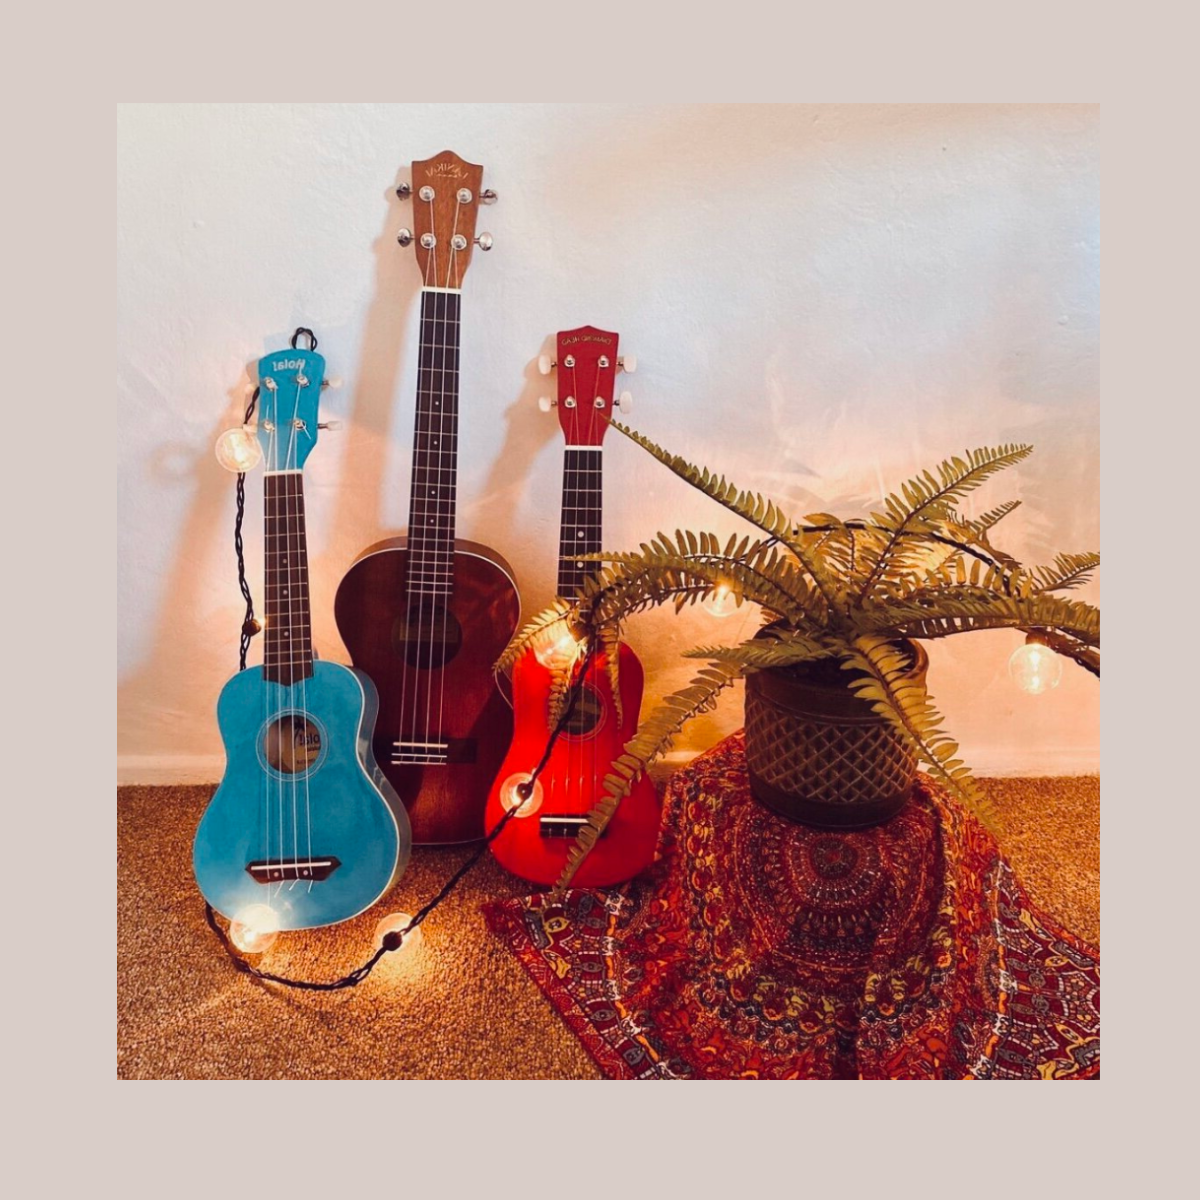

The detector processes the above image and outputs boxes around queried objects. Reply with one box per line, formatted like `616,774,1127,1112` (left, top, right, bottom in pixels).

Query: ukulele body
334,536,520,844
485,640,660,887
194,660,409,929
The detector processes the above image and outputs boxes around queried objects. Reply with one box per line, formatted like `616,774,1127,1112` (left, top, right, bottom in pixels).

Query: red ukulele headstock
537,326,635,445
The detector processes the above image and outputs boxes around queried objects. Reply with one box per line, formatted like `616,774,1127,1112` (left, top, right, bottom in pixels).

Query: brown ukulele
334,151,519,844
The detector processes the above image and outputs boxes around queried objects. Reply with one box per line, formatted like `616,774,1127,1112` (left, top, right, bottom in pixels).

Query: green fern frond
842,637,999,831
496,598,578,674
864,591,1100,647
608,421,844,611
554,661,742,893
1032,552,1100,593
682,632,845,670
598,622,624,726
856,445,1033,600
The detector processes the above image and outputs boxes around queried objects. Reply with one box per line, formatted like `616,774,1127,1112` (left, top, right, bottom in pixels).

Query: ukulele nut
593,396,605,408
419,186,435,202
420,233,437,249
450,234,468,251
457,188,472,204
564,396,577,408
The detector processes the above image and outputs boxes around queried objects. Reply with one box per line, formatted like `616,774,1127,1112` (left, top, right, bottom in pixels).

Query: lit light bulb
702,582,738,618
373,911,423,953
215,425,262,473
498,773,544,818
1008,635,1064,695
229,904,280,954
534,622,579,668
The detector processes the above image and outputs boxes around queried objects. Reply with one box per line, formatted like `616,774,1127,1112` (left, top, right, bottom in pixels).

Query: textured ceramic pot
744,640,929,829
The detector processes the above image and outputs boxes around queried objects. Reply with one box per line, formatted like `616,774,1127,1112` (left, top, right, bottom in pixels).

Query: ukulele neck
263,471,313,686
557,446,603,596
407,287,461,602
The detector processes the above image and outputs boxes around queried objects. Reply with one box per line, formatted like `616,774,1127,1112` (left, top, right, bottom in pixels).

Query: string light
701,582,738,618
373,912,422,953
229,904,280,954
498,773,544,818
1008,633,1064,695
215,425,262,473
534,621,580,668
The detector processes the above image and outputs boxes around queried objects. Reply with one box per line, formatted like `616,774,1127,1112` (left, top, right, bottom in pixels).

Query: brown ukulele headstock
398,150,492,289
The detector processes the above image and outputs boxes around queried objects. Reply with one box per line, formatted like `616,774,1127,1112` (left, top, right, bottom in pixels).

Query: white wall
117,103,1099,782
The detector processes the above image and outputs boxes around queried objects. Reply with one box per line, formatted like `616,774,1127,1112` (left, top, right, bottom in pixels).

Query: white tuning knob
318,419,343,431
321,376,343,390
619,354,637,374
618,390,633,415
537,354,554,376
538,396,555,412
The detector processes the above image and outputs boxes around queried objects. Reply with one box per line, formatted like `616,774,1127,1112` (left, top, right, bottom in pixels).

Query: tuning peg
395,183,412,199
618,390,633,415
618,354,637,374
538,396,556,412
537,354,555,376
396,228,414,247
321,377,343,390
480,188,498,205
475,233,494,251
318,419,343,431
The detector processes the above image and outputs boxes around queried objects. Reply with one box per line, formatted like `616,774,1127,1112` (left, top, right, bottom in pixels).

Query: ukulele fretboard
557,447,604,596
263,471,313,686
407,288,461,600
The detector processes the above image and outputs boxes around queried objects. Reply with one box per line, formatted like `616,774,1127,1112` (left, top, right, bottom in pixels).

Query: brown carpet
117,775,1098,1079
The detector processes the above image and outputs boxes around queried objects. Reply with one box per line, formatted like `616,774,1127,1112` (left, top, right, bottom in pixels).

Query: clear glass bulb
498,773,544,818
1008,638,1064,695
374,911,422,953
229,904,280,954
701,583,738,618
215,425,262,473
534,623,579,668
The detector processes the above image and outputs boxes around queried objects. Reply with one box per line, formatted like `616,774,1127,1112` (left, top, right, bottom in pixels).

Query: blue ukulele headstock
255,346,326,472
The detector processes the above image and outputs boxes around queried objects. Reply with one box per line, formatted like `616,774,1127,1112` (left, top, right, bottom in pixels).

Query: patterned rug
484,732,1099,1079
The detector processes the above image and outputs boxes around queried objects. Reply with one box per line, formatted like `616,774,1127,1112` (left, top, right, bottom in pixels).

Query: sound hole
263,715,322,774
393,603,463,670
564,684,604,738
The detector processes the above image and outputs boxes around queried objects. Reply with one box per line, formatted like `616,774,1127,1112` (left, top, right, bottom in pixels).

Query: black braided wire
207,639,600,990
235,386,261,672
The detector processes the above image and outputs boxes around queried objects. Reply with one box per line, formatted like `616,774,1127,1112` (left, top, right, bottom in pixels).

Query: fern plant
497,423,1100,889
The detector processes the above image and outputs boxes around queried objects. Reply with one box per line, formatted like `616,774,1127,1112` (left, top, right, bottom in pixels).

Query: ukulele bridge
539,814,610,839
245,857,341,884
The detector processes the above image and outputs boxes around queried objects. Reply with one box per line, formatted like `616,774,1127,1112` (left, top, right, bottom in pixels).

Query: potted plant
497,423,1100,889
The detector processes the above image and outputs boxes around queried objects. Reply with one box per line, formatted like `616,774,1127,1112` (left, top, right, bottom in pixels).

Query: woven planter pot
744,640,929,829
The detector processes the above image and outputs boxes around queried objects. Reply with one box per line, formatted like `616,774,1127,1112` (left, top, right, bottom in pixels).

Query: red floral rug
484,732,1099,1079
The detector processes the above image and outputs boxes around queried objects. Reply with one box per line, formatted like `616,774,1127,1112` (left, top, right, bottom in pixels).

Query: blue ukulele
194,345,411,933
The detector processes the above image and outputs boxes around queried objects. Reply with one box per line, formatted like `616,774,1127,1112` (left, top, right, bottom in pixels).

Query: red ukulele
485,326,660,887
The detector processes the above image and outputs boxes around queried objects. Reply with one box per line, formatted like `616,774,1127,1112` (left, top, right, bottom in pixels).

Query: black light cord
235,386,261,672
207,618,600,990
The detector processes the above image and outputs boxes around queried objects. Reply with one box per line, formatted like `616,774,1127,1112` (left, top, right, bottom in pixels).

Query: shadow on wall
117,167,563,776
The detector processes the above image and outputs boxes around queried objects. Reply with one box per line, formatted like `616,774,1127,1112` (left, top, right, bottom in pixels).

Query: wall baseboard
120,747,1099,788
118,756,225,786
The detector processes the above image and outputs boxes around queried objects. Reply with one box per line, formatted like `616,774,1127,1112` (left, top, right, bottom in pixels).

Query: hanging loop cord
207,635,600,991
235,386,262,670
291,327,318,351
